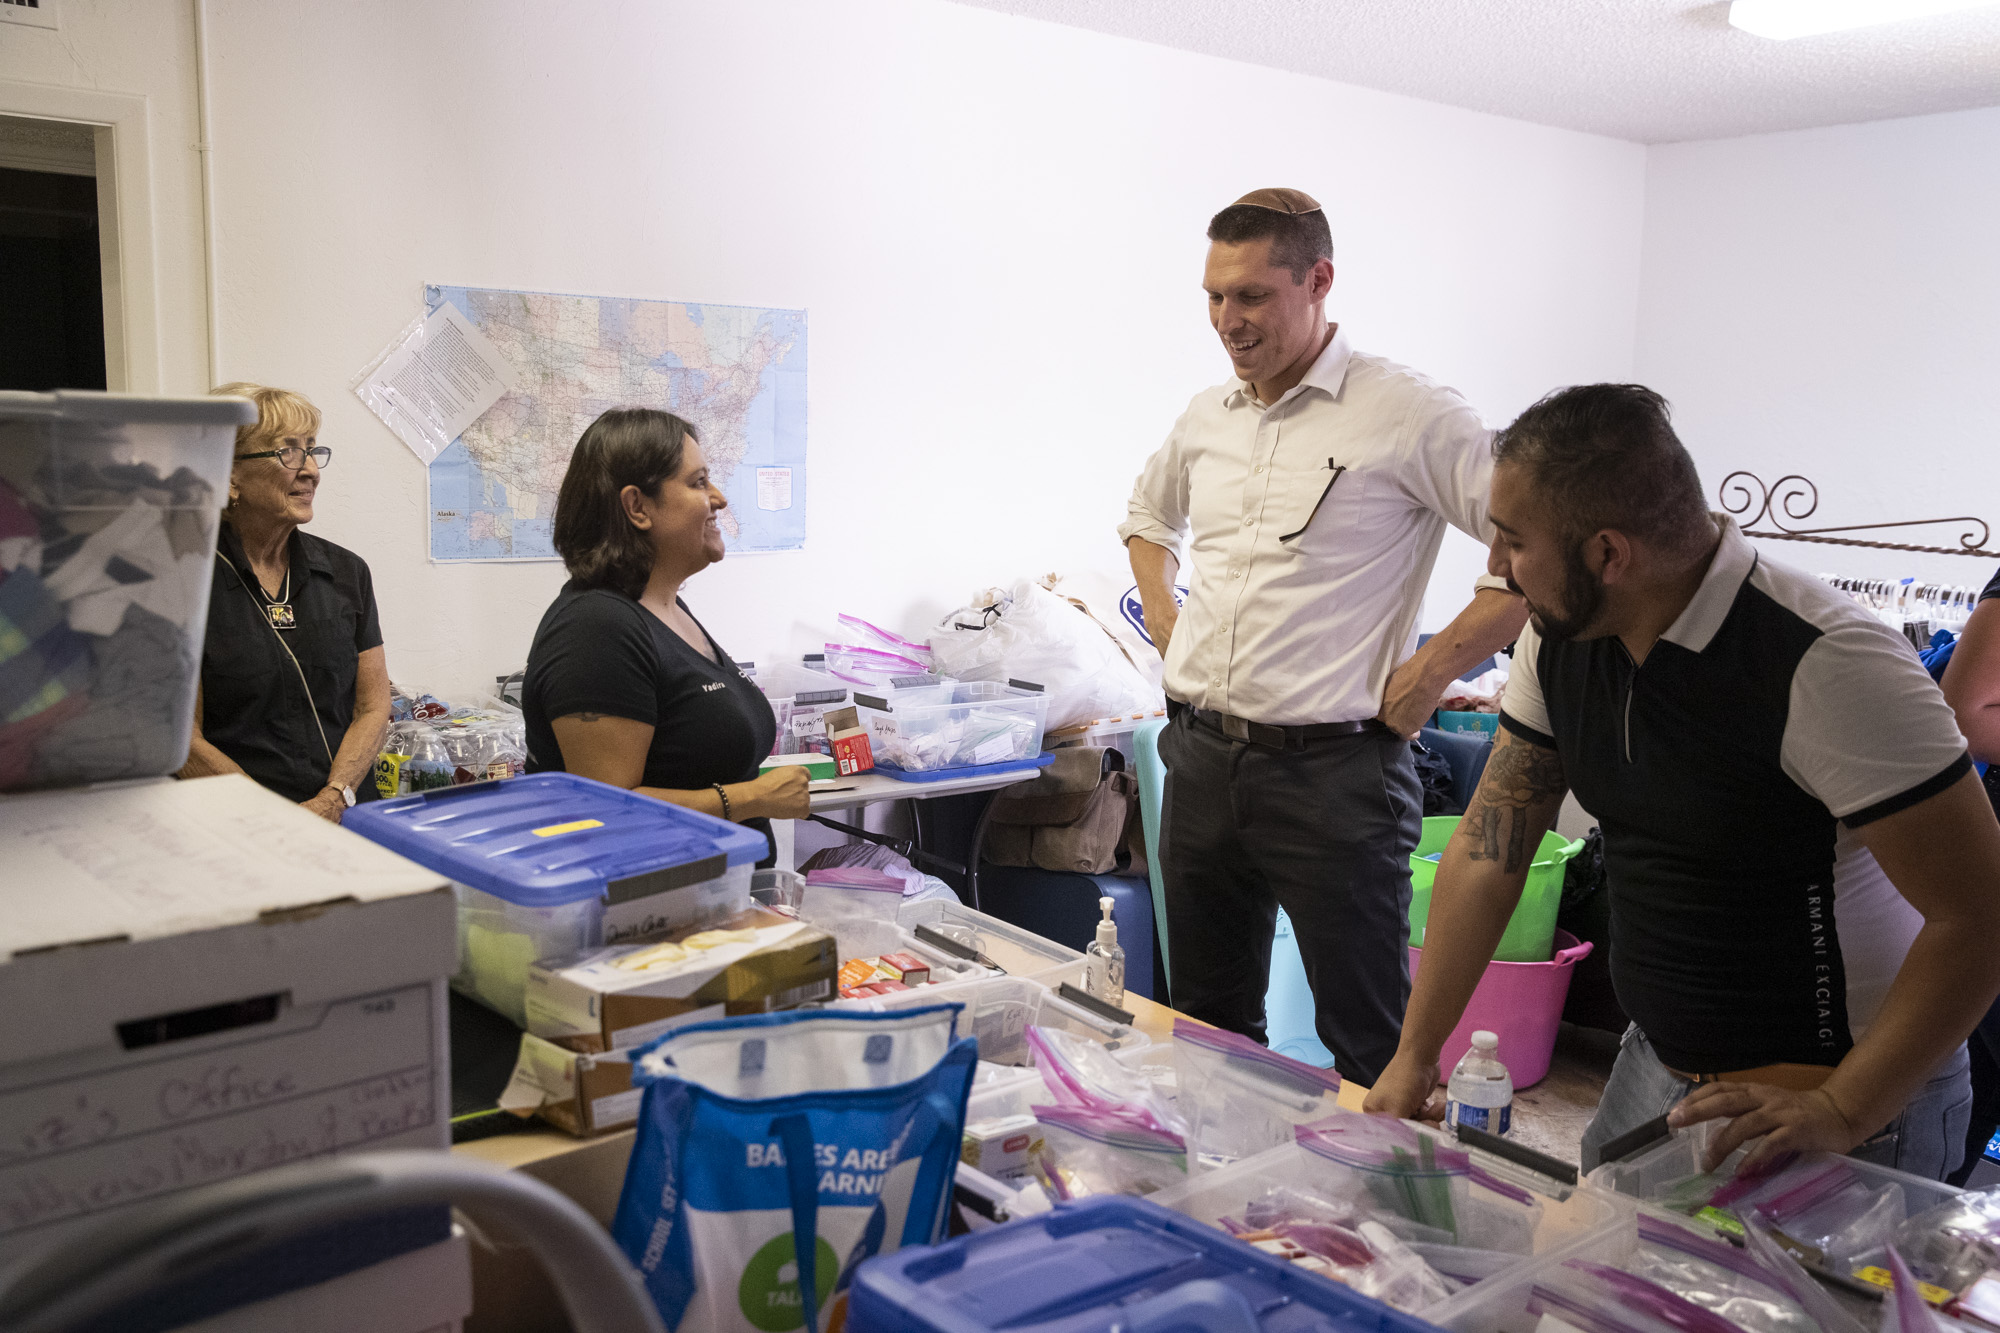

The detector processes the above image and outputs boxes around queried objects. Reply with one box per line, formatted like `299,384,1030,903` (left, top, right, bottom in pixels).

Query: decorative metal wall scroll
1720,471,1998,559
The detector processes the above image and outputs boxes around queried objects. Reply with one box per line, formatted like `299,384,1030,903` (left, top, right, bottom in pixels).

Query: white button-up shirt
1118,329,1504,726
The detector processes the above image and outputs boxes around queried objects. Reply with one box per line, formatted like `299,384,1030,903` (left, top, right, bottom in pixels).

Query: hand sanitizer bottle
1085,896,1126,1006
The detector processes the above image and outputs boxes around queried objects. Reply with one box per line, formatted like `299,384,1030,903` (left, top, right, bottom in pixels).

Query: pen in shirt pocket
1279,459,1347,542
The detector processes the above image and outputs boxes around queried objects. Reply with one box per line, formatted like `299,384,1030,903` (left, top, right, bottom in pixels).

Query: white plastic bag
929,580,1162,732
1038,570,1176,692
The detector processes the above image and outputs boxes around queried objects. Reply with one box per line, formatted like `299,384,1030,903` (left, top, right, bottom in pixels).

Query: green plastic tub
1407,815,1583,962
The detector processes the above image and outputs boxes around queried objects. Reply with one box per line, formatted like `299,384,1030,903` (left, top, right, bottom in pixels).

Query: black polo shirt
201,523,383,802
1499,518,1971,1074
522,583,776,848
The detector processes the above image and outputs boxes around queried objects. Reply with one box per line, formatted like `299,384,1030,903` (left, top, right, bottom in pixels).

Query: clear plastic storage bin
1587,1121,1961,1219
1430,1142,1959,1333
0,390,255,791
341,772,768,1025
756,661,853,756
895,896,1088,988
841,973,1148,1066
1156,1125,1630,1321
858,679,1049,774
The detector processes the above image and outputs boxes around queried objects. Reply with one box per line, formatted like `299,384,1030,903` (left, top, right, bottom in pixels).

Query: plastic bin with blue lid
341,772,768,1025
849,1194,1441,1333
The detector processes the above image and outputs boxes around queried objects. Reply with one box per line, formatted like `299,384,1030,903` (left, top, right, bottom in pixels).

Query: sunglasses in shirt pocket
1277,459,1361,549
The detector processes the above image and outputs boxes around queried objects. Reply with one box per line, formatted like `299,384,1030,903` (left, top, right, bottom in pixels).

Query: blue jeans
1579,1024,1973,1181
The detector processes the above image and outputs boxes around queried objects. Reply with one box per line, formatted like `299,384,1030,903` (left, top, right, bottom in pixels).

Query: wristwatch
325,784,356,808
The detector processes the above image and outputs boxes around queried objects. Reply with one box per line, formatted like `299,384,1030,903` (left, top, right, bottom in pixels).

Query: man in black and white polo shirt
1367,384,2000,1179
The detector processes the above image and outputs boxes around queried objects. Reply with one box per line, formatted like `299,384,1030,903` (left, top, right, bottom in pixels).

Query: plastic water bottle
1446,1030,1514,1136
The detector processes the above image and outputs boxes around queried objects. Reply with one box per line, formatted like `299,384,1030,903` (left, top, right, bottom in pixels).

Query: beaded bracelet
713,783,733,821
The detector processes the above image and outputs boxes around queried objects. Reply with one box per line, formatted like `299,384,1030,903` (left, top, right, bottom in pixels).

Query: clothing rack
1820,574,1984,653
1720,471,2000,559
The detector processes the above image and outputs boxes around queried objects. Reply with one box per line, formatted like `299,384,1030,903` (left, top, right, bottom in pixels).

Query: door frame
0,81,159,392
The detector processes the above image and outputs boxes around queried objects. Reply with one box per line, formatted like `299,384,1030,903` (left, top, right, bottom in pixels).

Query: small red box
825,705,875,777
879,951,930,986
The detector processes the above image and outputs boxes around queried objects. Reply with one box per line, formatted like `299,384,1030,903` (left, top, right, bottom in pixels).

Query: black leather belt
1183,705,1387,749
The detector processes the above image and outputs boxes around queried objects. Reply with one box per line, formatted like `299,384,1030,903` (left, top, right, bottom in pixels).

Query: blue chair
1132,719,1335,1069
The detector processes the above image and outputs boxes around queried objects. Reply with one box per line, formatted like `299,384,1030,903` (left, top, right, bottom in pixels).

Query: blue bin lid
340,772,768,908
849,1196,1436,1333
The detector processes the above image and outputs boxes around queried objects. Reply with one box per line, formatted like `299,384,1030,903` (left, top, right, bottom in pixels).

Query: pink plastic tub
1408,928,1593,1088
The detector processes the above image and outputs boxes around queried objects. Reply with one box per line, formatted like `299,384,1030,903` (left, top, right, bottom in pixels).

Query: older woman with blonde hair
178,383,390,822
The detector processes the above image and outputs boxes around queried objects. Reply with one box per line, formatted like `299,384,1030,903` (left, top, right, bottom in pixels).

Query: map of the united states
426,285,807,560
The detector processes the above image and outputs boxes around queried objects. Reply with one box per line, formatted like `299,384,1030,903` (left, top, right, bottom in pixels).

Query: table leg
772,817,796,872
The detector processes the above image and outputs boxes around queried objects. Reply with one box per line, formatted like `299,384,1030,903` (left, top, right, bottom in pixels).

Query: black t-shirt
1983,565,2000,603
523,583,776,841
202,523,383,803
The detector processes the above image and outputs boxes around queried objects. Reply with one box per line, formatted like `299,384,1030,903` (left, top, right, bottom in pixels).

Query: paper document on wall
353,302,520,465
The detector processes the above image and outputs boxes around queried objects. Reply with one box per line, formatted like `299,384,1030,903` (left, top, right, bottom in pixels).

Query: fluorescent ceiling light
1729,0,2000,39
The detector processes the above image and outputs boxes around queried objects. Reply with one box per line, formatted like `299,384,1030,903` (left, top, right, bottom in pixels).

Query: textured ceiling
948,0,2000,143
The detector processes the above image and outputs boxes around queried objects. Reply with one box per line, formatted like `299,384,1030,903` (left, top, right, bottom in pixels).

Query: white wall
10,0,1644,701
1637,106,2000,598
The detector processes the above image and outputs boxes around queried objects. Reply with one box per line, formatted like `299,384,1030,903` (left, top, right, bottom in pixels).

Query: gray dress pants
1157,706,1422,1086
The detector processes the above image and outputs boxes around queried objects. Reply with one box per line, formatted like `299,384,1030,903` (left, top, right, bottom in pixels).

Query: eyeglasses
235,445,333,470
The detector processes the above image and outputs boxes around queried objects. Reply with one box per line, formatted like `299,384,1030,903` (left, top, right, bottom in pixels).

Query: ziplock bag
1296,1114,1541,1250
1030,1104,1188,1199
837,614,933,667
1172,1018,1341,1169
1743,1217,1871,1333
611,1006,978,1333
1882,1246,1937,1333
1723,1158,1906,1268
825,642,929,683
1026,1024,1184,1137
1631,1213,1820,1333
1218,1184,1456,1311
1892,1186,2000,1292
1530,1259,1748,1333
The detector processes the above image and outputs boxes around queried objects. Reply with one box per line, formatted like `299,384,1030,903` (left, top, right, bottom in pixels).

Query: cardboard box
0,774,456,1267
824,704,875,776
504,909,837,1135
180,1228,473,1333
960,1113,1042,1180
501,1035,644,1137
523,908,836,1053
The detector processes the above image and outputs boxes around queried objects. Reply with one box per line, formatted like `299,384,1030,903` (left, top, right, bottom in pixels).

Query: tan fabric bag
984,747,1140,876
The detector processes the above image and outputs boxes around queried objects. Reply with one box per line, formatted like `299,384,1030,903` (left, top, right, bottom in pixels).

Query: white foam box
0,773,456,1267
176,1227,473,1333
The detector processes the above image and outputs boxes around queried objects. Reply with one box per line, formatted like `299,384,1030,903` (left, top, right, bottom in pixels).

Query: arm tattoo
1462,740,1567,875
576,712,602,722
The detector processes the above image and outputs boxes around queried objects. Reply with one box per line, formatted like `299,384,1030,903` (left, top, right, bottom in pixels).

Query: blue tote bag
611,1004,978,1333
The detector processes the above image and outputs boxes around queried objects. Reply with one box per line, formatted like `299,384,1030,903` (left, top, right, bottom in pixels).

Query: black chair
1419,724,1494,811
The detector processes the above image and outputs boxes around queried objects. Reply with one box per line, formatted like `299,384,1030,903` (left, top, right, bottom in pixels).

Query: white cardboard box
0,774,456,1267
176,1227,473,1333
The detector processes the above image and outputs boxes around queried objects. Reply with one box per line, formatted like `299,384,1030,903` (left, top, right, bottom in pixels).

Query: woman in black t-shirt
522,408,807,850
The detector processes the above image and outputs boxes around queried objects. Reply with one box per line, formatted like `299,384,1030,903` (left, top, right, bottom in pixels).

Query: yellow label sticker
532,818,605,838
1854,1267,1953,1307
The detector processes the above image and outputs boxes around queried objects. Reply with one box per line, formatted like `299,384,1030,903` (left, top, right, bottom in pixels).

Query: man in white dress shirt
1119,187,1527,1083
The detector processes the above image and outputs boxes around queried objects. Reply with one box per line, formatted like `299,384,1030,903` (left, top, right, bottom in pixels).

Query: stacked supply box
342,772,770,1026
503,906,839,1135
0,774,456,1274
